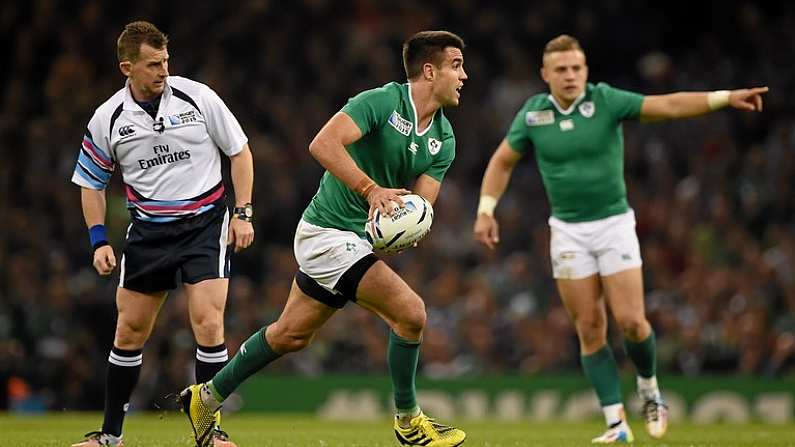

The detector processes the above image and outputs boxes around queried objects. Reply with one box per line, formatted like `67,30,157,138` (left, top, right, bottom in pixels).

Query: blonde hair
543,34,583,56
117,21,168,63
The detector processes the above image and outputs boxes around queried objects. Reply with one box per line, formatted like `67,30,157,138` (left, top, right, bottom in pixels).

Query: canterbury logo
118,125,135,137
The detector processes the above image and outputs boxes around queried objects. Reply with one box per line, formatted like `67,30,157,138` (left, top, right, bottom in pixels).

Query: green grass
4,413,795,446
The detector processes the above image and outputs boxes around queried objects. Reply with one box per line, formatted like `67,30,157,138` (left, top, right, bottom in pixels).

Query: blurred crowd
1,0,794,412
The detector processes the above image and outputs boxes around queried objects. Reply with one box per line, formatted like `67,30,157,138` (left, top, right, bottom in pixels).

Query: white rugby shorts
548,209,642,279
293,219,374,292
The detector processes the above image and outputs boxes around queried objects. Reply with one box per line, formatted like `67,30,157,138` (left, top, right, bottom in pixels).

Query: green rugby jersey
506,82,643,222
303,82,456,236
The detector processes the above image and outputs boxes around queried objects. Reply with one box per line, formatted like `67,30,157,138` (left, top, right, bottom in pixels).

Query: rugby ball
365,194,433,253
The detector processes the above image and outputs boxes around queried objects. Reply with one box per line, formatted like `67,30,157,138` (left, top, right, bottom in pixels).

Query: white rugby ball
365,194,433,253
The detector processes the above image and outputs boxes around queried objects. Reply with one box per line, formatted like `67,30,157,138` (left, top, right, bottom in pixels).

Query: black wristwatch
233,203,254,222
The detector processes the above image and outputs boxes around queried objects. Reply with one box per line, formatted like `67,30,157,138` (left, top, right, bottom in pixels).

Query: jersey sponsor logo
559,119,574,131
118,125,136,137
427,138,442,155
408,141,418,154
388,110,413,136
525,110,555,126
578,101,595,118
167,110,198,125
136,144,191,170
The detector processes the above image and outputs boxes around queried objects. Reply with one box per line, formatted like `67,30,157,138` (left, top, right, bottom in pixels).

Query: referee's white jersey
71,76,248,222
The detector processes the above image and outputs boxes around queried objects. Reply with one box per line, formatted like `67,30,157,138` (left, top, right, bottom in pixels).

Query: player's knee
280,332,314,353
574,317,606,348
616,314,649,340
192,313,225,342
394,299,426,339
114,320,150,348
269,325,314,353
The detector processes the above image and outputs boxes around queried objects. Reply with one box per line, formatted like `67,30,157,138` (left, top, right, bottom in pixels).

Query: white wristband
707,90,730,110
477,195,498,216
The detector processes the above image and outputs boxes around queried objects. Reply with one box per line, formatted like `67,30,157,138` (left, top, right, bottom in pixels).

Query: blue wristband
89,224,108,249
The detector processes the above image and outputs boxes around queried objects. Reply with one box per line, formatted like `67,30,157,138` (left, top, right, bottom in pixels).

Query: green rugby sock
211,327,281,399
581,345,622,406
624,330,657,378
388,330,421,412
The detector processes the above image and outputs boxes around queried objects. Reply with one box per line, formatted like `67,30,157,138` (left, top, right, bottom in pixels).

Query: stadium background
0,0,793,422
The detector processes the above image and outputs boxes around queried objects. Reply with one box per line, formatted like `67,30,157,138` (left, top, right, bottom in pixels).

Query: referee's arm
228,143,254,252
81,187,117,275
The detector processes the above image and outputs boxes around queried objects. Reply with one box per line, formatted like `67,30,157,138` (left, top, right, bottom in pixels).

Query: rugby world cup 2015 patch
167,110,198,125
526,110,555,126
388,110,413,136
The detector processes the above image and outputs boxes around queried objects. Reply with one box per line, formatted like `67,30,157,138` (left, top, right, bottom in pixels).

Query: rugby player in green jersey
181,31,468,447
474,34,767,444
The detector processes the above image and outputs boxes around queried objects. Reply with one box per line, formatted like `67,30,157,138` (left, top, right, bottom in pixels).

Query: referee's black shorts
119,205,231,293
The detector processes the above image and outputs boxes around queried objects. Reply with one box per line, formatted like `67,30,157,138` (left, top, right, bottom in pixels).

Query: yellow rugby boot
179,383,219,447
393,411,466,446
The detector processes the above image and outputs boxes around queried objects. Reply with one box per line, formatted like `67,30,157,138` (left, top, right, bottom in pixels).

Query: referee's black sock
196,343,229,383
102,346,142,437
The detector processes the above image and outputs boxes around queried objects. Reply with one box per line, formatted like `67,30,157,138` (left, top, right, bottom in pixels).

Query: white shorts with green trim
293,219,374,292
548,209,642,280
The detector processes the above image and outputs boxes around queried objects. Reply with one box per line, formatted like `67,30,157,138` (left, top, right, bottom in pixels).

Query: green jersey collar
547,90,587,116
407,82,436,136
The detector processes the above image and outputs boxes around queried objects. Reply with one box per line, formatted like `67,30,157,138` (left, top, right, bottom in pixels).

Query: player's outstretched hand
730,87,769,112
473,213,500,250
93,245,117,275
366,186,411,219
228,218,254,253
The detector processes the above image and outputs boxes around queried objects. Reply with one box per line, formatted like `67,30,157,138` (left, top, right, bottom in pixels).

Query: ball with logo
365,194,433,254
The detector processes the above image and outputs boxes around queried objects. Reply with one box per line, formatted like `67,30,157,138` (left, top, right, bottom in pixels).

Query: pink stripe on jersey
137,187,224,212
82,137,113,169
125,184,225,216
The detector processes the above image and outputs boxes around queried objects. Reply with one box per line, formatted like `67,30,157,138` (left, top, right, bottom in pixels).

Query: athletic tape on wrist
354,177,377,198
707,90,730,110
477,195,498,216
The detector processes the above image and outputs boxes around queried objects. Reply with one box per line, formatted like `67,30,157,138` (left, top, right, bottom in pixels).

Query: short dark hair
117,21,168,63
543,34,583,57
402,31,465,80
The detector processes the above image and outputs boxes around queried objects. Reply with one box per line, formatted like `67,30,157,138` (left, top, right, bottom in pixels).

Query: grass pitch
4,413,795,446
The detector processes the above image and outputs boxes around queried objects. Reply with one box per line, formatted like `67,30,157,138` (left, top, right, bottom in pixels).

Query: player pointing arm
474,34,766,444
